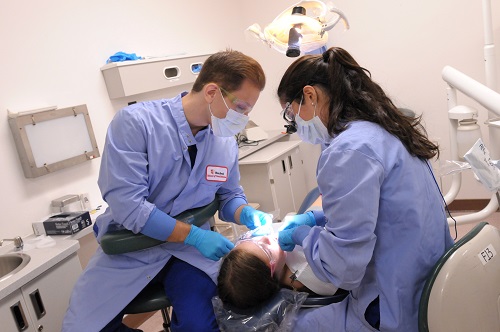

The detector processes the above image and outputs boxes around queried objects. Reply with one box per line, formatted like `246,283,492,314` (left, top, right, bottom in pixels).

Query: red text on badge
206,165,228,182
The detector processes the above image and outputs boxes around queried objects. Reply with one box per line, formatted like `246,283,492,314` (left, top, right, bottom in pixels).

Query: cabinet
0,253,81,332
100,53,212,98
239,141,308,221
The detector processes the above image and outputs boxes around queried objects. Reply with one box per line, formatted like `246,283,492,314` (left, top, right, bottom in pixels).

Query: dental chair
297,186,321,215
100,199,220,332
418,222,500,332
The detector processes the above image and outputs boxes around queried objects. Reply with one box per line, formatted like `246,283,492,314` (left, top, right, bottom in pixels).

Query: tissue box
34,211,92,235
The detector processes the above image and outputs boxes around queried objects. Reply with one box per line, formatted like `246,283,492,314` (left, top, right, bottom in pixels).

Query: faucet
0,236,24,250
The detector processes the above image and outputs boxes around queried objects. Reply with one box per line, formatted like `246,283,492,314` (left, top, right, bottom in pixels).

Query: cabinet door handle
30,289,46,319
10,301,29,331
288,155,293,170
281,159,286,173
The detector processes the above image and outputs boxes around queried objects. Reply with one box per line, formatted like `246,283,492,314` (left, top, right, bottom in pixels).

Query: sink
0,253,30,282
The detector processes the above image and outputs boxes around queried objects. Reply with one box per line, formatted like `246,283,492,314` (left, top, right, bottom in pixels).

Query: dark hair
277,47,439,159
218,249,280,309
192,49,266,93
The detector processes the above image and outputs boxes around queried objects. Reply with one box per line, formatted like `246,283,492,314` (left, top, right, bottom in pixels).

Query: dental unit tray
100,199,219,255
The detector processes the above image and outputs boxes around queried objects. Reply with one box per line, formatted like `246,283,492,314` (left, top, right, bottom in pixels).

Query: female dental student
276,47,454,331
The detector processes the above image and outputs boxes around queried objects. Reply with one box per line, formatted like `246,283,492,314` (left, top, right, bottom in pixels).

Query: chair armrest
101,199,219,255
301,288,349,308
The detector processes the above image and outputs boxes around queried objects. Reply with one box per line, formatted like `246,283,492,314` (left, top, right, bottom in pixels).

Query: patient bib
286,248,338,296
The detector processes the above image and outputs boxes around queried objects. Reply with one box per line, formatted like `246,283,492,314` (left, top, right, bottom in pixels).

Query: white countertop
238,130,288,160
238,140,302,165
0,234,80,299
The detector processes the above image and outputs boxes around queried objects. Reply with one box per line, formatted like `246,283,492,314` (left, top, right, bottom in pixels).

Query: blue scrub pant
101,257,219,332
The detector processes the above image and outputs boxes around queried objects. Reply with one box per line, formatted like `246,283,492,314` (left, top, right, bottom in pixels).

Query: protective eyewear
281,94,304,134
219,86,253,114
235,232,277,276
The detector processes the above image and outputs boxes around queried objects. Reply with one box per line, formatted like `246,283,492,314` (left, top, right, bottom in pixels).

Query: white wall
1,0,499,238
0,0,241,238
238,0,500,203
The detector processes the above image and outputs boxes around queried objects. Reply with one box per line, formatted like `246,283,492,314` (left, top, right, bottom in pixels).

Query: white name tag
206,165,228,182
478,244,497,265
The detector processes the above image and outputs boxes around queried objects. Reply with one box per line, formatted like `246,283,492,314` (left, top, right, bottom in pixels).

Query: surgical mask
209,88,249,137
295,98,331,144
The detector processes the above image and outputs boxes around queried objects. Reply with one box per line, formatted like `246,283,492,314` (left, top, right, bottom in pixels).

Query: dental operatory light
246,0,349,57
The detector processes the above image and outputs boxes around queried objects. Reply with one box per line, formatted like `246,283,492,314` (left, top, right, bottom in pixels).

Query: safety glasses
235,232,277,276
219,86,253,114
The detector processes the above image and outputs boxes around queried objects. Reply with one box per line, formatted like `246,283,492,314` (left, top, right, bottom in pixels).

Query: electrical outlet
80,193,92,211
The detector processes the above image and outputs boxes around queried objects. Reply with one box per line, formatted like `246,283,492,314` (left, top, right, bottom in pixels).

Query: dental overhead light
246,0,349,57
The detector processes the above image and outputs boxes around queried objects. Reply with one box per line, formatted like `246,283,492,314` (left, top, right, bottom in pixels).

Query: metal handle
10,301,29,331
29,289,46,319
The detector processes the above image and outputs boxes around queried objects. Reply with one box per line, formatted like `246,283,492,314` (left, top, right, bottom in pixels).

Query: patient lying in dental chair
217,230,338,309
213,228,342,331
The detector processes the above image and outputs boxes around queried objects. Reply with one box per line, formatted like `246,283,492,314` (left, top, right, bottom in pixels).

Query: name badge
206,165,228,182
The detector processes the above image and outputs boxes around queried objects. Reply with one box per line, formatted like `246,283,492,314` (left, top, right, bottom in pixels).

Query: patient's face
235,235,287,278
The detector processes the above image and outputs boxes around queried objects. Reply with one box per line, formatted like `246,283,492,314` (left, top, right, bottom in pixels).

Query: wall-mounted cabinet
100,53,212,99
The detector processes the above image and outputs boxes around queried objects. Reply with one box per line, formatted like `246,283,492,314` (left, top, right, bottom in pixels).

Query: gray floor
137,210,500,332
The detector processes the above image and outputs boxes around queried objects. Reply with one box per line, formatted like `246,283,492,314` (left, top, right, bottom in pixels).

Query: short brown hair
192,49,266,93
218,249,279,309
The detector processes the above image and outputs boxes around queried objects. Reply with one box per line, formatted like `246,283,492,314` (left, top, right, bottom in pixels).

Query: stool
124,282,172,331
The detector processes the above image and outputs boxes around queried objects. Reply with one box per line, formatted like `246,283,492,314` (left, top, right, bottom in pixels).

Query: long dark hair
217,249,280,309
277,47,439,159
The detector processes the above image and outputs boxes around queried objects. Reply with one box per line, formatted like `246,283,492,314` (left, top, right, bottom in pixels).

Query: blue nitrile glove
106,51,143,63
279,211,316,231
278,225,311,252
239,206,272,231
184,225,234,261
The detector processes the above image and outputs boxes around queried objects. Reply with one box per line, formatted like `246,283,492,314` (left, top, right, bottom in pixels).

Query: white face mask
295,98,331,144
209,89,249,137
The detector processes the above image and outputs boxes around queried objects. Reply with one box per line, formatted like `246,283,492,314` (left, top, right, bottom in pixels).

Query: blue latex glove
184,225,234,261
279,211,316,231
239,206,272,231
278,228,297,251
278,225,312,252
106,51,142,63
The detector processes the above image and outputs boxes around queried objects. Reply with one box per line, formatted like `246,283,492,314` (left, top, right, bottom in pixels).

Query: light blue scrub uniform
62,93,246,332
293,121,454,331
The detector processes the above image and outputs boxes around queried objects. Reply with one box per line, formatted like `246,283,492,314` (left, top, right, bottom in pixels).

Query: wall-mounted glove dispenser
8,104,100,178
100,53,212,99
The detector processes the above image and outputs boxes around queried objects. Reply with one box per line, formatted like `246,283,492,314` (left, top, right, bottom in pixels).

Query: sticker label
478,244,497,265
206,165,228,182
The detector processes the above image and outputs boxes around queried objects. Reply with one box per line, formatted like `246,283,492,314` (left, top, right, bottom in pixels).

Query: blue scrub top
63,92,246,332
296,121,454,331
95,92,246,239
